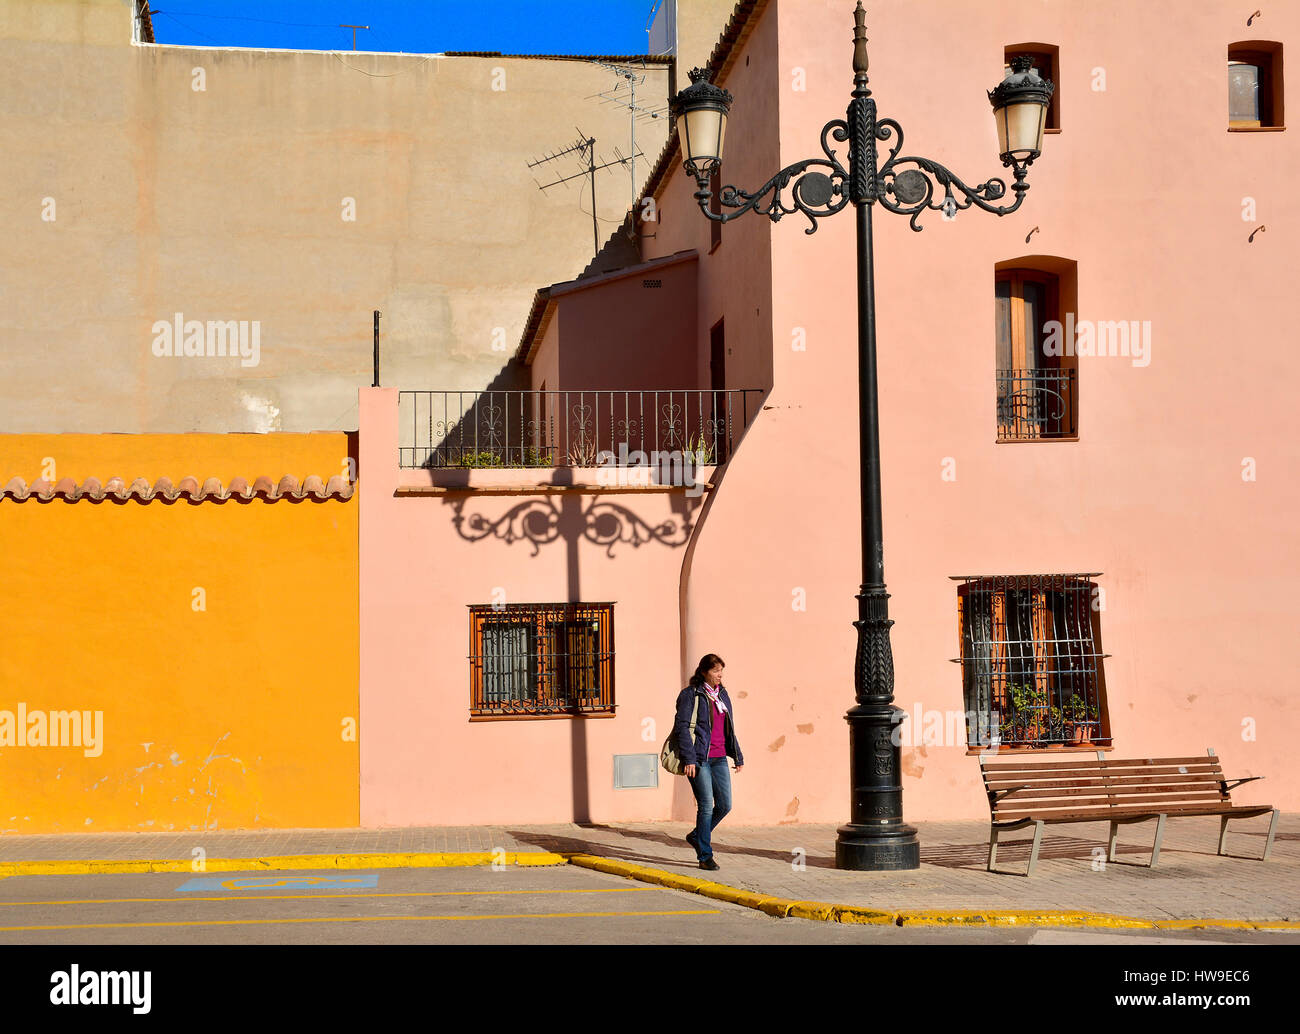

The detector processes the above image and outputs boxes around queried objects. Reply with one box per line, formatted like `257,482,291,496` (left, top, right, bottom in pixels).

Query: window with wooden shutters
469,603,614,718
954,575,1111,752
996,268,1077,441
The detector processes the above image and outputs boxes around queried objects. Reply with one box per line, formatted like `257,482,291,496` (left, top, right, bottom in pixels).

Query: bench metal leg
1149,814,1167,868
1026,820,1045,877
1263,809,1280,860
1108,821,1119,863
988,826,999,871
1219,810,1280,860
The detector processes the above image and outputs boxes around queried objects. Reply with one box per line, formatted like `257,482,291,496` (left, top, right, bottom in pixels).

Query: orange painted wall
0,433,358,833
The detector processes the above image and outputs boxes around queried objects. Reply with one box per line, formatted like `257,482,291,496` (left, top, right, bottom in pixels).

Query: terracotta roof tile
1,475,354,503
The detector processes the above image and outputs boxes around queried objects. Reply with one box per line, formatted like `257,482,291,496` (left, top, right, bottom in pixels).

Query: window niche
1229,42,1284,130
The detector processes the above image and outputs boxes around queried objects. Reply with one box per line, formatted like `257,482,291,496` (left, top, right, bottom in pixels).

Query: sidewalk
1,815,1295,925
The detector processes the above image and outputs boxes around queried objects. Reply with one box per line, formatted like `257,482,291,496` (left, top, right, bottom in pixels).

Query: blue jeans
688,757,732,861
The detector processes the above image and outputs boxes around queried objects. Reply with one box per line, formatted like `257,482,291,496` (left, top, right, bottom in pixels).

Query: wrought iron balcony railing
996,368,1077,441
398,389,761,469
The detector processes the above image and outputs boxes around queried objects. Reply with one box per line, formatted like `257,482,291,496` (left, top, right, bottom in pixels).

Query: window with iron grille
953,574,1111,751
469,603,614,718
996,268,1077,441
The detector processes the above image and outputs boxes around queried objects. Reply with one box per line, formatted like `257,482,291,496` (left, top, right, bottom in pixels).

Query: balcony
398,389,761,469
996,368,1077,441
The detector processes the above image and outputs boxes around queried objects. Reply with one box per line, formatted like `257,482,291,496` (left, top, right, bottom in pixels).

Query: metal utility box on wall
613,753,659,789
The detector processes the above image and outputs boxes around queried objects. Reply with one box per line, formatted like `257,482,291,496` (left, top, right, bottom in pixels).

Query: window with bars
469,603,614,718
953,574,1111,751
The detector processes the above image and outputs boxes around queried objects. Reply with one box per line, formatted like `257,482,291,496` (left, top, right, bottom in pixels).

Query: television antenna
529,129,644,260
585,59,668,208
339,23,369,50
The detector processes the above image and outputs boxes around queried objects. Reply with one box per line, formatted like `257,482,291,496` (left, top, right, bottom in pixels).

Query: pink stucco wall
360,387,708,825
643,0,1298,822
530,312,561,396
361,0,1297,826
529,253,701,391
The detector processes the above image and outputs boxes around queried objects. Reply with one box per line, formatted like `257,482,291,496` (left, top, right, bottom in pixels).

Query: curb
0,851,567,878
2,849,1295,932
562,854,1299,931
565,855,893,924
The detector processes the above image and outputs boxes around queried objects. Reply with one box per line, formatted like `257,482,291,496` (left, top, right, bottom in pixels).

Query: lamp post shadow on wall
669,1,1053,870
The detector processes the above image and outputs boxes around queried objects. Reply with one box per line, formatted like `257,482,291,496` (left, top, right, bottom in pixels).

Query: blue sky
148,1,668,54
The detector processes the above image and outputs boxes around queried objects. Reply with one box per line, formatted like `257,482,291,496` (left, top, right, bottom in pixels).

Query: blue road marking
176,874,379,892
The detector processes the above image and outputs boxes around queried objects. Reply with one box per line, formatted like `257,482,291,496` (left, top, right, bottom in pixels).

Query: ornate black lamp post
669,3,1052,870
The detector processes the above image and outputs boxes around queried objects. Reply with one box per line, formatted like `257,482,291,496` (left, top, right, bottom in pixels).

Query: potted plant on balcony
687,432,716,467
457,447,550,468
1008,682,1048,746
1042,703,1068,747
1062,695,1099,744
567,438,599,467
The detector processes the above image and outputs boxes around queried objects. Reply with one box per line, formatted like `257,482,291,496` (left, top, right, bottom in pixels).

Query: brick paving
1,814,1294,920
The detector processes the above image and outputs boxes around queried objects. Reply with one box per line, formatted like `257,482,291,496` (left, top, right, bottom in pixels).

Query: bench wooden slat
983,758,1221,774
996,798,1225,818
993,784,1226,803
984,773,1224,792
996,792,1225,811
984,762,1221,778
997,802,1258,822
985,768,1221,785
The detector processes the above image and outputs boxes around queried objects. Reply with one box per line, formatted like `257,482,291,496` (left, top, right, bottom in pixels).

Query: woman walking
674,653,744,870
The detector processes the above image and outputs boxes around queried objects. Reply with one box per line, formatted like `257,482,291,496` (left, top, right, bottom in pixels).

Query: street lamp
670,2,1052,871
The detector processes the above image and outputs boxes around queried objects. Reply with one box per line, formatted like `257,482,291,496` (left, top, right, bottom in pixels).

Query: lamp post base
836,701,921,870
835,823,921,871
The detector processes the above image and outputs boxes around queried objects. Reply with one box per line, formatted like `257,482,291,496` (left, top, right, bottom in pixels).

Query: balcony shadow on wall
444,470,702,824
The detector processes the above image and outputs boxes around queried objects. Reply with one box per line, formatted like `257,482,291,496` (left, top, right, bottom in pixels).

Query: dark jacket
674,684,744,767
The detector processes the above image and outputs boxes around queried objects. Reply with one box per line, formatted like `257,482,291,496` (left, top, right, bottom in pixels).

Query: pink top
708,697,727,757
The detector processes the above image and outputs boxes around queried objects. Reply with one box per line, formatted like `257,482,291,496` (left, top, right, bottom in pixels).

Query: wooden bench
979,749,1279,876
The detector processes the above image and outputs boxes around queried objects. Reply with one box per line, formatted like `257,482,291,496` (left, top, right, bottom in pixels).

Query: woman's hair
689,653,725,688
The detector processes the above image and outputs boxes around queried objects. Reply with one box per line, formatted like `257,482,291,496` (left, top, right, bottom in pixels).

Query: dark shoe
699,858,720,871
686,831,699,856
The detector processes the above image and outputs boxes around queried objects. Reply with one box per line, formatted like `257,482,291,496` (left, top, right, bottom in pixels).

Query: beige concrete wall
1,0,669,432
676,0,746,76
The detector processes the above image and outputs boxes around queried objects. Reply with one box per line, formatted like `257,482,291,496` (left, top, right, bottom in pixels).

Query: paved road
1,865,1295,945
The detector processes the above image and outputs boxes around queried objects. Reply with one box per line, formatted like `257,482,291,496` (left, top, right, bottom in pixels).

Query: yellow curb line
3,849,1294,931
0,852,567,878
564,855,892,924
562,854,1295,931
894,910,1152,929
1154,918,1300,931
